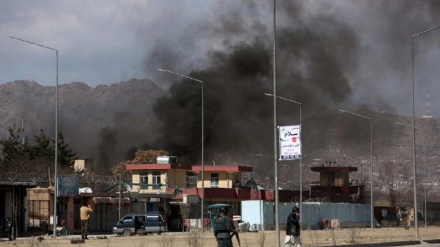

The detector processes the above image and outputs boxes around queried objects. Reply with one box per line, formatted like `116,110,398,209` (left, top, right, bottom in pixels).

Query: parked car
113,212,166,236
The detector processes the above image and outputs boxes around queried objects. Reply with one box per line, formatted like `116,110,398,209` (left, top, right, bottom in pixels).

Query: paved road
341,240,440,247
401,244,440,247
3,232,440,247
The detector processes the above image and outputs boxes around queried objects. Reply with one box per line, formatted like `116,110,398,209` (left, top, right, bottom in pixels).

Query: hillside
0,79,166,169
0,79,439,204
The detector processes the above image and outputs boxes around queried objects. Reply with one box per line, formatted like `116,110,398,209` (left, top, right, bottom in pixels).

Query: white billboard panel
279,125,302,160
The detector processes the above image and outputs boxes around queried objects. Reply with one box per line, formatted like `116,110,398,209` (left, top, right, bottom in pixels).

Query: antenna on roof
377,93,385,113
423,89,432,118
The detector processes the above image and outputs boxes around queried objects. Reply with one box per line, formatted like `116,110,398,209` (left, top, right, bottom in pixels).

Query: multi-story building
126,157,254,230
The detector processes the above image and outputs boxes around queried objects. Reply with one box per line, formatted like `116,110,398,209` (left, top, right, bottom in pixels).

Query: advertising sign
58,177,79,197
279,125,302,160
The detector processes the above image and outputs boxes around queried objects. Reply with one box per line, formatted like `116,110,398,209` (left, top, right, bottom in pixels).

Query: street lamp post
271,1,280,246
264,93,303,218
411,24,440,239
10,36,59,238
118,171,126,220
396,121,429,228
338,109,373,229
423,182,429,227
158,69,205,232
119,173,122,220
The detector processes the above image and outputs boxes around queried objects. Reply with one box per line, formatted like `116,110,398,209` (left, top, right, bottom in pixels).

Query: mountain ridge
0,78,166,169
0,79,439,204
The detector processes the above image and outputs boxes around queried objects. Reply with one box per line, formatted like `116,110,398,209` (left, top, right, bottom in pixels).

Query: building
24,158,366,233
126,160,253,230
0,175,35,238
310,165,364,202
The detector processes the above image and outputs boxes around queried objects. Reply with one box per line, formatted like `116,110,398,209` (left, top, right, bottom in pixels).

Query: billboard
58,177,79,197
279,125,302,160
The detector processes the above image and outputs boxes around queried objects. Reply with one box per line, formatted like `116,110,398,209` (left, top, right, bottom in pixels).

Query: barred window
152,171,161,189
140,172,148,189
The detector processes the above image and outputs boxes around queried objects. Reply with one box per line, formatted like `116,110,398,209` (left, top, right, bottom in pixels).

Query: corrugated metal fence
242,201,375,230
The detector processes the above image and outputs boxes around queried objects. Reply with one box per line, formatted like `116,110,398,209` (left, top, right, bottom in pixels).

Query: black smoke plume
152,3,357,168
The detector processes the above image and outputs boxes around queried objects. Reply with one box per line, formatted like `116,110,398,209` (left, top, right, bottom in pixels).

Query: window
328,173,335,187
211,173,219,188
140,172,148,189
185,171,197,188
147,216,160,222
122,217,132,224
152,171,161,189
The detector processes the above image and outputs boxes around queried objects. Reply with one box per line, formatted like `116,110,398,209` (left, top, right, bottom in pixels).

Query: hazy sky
1,0,215,86
2,1,440,116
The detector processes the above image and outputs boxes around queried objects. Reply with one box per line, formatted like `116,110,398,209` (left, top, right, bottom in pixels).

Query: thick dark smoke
98,128,118,167
151,2,358,167
148,1,440,188
5,1,440,182
153,40,273,163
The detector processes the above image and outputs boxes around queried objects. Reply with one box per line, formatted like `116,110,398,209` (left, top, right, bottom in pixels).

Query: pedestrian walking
282,206,301,247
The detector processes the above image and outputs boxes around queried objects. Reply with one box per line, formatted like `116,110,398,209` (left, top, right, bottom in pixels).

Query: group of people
3,201,297,245
213,206,301,247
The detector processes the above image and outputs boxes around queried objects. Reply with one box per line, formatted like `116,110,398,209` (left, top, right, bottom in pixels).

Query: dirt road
1,227,439,247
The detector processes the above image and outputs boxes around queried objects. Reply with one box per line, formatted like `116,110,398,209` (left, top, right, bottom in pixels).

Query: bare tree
180,203,191,232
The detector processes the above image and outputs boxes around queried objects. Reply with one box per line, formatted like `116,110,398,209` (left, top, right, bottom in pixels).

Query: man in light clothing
80,201,93,240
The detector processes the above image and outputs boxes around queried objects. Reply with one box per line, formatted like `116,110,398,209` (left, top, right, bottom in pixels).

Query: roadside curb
322,240,421,247
425,239,440,244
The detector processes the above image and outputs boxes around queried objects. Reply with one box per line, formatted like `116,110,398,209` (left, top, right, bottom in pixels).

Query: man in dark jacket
282,206,301,247
4,217,13,241
214,207,235,247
